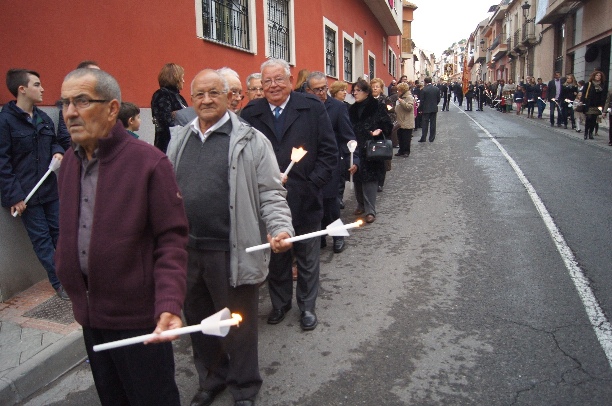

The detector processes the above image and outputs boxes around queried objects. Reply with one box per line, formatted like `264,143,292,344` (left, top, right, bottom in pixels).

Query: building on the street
463,0,611,86
400,1,418,80
0,0,403,300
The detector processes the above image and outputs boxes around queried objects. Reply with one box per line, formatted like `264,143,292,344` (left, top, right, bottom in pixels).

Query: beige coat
395,91,415,129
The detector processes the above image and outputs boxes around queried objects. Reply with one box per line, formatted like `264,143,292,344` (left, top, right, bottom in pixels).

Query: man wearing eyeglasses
0,69,67,299
167,68,293,406
245,73,264,102
241,59,338,332
54,68,189,406
305,71,358,254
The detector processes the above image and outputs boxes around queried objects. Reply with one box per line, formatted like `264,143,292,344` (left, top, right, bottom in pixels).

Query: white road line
462,110,612,369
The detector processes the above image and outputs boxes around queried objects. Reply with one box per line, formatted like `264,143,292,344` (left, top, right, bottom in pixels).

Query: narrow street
22,102,612,406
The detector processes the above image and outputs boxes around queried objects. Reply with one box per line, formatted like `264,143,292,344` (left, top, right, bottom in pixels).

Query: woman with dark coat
151,63,187,153
349,80,393,223
581,70,607,140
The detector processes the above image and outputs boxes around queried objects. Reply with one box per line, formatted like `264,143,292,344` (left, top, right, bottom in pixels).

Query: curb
0,329,86,405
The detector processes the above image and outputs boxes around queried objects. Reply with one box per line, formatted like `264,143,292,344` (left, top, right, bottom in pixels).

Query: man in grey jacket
166,69,294,406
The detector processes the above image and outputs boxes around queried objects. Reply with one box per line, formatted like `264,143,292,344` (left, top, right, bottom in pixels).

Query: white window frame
382,37,387,65
368,50,376,79
195,0,257,53
263,0,296,65
323,17,339,79
388,47,397,77
342,32,355,83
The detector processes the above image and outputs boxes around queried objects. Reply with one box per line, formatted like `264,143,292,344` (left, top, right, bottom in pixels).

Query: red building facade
0,0,402,107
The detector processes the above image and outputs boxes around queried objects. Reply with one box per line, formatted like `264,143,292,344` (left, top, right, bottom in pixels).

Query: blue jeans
20,199,60,289
536,99,546,118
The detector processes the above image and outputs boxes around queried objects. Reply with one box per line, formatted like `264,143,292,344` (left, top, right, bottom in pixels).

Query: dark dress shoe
55,285,70,301
235,400,255,406
300,310,318,330
365,214,376,223
191,388,225,406
418,139,426,142
333,238,346,253
267,305,291,324
377,185,383,192
320,237,327,249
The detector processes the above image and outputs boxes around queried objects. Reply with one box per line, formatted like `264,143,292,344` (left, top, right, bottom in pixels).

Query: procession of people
1,58,611,406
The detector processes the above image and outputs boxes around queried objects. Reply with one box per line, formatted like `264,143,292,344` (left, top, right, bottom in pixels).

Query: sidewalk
0,280,85,405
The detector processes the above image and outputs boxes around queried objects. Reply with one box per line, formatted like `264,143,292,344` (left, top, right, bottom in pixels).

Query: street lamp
522,1,531,19
480,38,485,49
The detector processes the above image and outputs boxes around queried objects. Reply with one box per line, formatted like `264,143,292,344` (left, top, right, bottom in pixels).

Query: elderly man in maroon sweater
55,68,188,406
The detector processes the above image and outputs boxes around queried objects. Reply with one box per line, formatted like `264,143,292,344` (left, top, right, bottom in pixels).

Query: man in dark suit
440,82,450,111
418,77,441,143
305,71,357,254
547,71,564,126
241,59,337,331
454,82,464,106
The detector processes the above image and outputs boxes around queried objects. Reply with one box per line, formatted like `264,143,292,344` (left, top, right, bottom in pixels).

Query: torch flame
231,313,242,324
356,220,364,226
290,147,308,162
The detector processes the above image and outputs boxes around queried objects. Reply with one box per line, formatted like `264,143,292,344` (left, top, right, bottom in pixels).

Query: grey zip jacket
167,111,294,286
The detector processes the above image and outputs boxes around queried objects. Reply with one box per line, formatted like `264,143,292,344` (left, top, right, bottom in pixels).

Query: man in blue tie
241,59,338,331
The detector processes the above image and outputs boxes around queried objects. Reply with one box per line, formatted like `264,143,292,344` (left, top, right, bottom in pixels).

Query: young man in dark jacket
0,69,67,299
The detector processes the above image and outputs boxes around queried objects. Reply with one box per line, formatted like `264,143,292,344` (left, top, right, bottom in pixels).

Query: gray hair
261,58,291,76
190,69,229,94
246,72,261,87
306,71,327,89
64,68,121,103
218,67,240,80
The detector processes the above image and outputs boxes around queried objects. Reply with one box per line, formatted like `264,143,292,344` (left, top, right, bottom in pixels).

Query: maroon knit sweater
56,122,188,330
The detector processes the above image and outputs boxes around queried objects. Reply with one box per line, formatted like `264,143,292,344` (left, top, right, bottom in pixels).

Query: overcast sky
410,0,498,58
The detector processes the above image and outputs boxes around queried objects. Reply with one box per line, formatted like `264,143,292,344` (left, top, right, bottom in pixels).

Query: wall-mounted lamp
522,1,531,19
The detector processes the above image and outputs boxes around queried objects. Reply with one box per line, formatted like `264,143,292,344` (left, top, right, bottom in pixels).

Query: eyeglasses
248,87,264,92
192,90,227,100
262,76,287,88
310,86,328,94
230,89,243,99
56,97,109,111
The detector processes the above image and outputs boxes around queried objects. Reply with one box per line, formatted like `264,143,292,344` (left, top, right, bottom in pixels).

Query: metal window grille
369,56,375,78
268,0,290,61
344,39,353,82
388,50,396,77
325,26,336,77
202,0,250,50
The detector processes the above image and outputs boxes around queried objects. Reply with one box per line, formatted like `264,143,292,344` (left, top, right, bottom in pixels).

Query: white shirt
268,95,291,116
188,112,230,143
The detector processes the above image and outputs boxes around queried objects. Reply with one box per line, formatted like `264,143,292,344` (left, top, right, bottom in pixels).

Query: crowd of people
1,59,611,406
436,70,611,145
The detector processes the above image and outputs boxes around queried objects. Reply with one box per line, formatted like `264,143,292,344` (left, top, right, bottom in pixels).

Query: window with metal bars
344,39,353,82
388,49,396,77
369,55,375,78
325,26,336,77
268,0,290,61
201,0,250,50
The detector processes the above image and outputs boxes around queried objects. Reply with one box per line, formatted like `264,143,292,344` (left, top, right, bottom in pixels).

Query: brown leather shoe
365,214,376,223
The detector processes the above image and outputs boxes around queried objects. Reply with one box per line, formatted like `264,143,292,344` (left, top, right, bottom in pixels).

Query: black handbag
365,135,393,161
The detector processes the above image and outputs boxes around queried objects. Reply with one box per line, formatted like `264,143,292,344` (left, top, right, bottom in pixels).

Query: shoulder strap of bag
585,82,591,100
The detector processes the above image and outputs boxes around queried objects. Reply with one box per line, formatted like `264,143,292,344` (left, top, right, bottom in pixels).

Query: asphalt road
20,102,612,406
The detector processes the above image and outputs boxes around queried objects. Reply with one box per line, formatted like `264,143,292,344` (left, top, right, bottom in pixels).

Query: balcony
468,54,475,68
363,0,401,36
401,37,413,59
513,29,526,54
491,33,508,61
475,48,486,64
521,21,537,45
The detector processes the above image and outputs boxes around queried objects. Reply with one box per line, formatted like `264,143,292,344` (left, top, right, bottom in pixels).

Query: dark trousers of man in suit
268,223,320,312
442,95,449,111
466,97,473,111
457,93,464,106
419,112,437,142
184,249,262,402
550,101,562,126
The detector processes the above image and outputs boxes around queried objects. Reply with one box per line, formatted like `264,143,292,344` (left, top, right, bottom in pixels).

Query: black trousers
466,97,473,110
83,327,180,406
184,249,261,401
420,112,437,142
397,128,413,155
269,223,320,312
322,196,341,241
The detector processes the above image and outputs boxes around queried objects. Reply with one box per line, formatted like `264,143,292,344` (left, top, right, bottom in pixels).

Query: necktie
273,106,283,140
